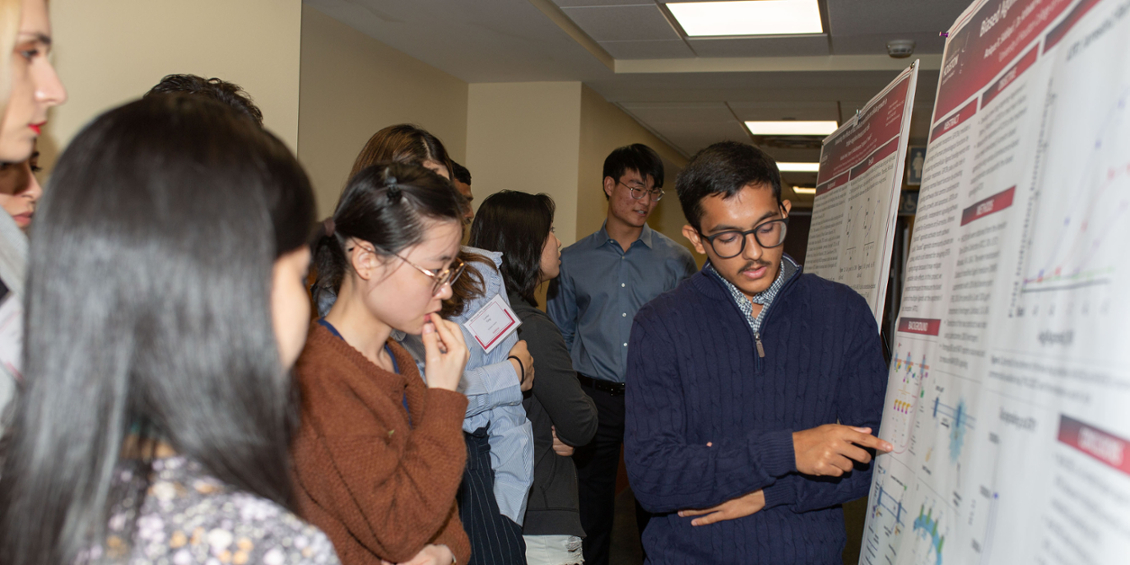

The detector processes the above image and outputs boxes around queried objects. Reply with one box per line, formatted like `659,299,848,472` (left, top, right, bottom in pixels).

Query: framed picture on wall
906,146,926,186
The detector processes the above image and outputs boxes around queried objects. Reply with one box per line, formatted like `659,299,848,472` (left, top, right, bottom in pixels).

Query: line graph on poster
1011,84,1129,320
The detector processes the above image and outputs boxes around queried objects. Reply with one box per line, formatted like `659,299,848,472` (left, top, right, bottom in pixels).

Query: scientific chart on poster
863,0,1130,564
805,62,919,322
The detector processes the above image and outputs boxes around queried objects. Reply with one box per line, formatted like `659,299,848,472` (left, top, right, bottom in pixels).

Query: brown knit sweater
292,324,471,565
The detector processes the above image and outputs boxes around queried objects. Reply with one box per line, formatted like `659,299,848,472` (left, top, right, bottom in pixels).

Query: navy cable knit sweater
624,261,888,564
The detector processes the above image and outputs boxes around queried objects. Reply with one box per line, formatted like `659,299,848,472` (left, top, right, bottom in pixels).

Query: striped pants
459,426,527,565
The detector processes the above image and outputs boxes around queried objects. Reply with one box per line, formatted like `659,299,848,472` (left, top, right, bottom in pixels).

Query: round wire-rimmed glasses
699,218,789,259
394,254,466,296
618,180,665,202
352,243,467,296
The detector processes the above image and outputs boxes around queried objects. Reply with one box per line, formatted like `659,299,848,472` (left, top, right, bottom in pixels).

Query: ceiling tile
727,101,840,122
591,70,911,105
619,102,735,124
600,39,695,59
687,35,829,57
762,147,823,163
561,5,680,41
827,0,968,37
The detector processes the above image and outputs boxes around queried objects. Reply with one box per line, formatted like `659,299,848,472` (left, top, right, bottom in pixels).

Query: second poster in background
805,62,919,323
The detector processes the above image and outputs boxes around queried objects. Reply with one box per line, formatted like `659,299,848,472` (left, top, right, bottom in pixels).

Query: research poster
864,0,1130,564
805,62,919,322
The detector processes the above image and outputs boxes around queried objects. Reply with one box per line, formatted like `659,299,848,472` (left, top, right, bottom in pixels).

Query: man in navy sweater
624,141,892,564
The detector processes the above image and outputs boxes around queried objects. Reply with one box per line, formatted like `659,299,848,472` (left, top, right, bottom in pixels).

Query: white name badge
463,294,521,354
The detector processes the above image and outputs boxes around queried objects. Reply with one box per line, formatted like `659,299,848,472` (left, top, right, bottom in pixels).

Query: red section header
850,138,900,180
1045,0,1103,51
934,0,1073,121
981,46,1039,109
898,318,941,336
931,99,979,143
815,173,849,197
960,186,1016,226
1058,415,1130,476
819,72,911,184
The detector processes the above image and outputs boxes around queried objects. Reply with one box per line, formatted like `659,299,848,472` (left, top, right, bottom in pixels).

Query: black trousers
458,426,527,565
573,381,651,565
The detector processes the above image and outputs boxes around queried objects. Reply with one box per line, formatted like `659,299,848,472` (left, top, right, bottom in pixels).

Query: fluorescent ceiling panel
792,186,817,194
667,0,823,37
746,120,838,135
778,162,820,172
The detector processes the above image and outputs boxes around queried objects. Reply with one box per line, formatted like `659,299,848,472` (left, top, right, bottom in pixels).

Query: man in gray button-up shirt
548,144,696,565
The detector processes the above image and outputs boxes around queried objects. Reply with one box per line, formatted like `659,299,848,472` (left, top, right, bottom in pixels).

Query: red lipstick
29,122,45,135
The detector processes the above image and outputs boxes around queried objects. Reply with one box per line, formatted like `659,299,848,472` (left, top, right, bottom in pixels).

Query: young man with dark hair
548,143,696,565
145,74,264,127
624,141,892,564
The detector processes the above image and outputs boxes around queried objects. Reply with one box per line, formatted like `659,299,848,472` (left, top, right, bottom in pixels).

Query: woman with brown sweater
292,163,472,565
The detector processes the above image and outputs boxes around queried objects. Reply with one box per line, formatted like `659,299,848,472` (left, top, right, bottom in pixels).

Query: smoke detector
886,39,916,58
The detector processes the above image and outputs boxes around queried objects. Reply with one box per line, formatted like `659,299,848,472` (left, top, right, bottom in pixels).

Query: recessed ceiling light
667,0,823,37
793,186,817,195
746,121,839,136
778,162,820,172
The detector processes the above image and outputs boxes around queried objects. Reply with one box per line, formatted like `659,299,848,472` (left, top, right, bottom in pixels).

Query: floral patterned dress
81,456,340,565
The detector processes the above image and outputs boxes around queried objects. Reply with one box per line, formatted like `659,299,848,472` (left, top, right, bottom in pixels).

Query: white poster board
863,0,1130,563
805,61,919,322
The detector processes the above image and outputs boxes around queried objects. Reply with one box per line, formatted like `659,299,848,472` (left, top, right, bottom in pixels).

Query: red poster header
1058,415,1130,476
819,71,912,184
898,318,942,336
850,138,900,180
931,99,980,143
815,173,849,197
934,0,1073,122
1045,0,1103,51
961,187,1016,226
981,46,1039,109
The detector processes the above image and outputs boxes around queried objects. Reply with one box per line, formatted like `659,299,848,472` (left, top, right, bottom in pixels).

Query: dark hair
603,144,664,199
348,124,484,317
468,191,555,307
312,162,463,309
349,124,454,180
451,161,471,185
0,95,314,565
676,141,783,232
144,74,265,127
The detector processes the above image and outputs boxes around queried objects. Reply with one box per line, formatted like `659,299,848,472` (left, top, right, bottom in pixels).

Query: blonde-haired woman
0,0,67,440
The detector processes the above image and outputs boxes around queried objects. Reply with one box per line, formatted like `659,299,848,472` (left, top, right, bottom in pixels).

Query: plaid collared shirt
707,255,799,335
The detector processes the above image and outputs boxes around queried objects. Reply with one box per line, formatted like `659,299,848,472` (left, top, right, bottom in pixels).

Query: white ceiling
305,0,967,195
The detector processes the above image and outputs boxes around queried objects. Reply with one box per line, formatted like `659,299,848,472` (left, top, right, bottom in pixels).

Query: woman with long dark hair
469,191,598,565
0,95,337,565
295,162,471,565
341,124,535,565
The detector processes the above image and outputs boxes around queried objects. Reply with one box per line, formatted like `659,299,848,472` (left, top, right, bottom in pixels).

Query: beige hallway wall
466,82,583,245
298,4,469,217
47,0,302,166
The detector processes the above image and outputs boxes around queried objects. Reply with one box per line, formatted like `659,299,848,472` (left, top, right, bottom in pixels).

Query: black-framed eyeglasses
699,218,789,259
617,180,664,202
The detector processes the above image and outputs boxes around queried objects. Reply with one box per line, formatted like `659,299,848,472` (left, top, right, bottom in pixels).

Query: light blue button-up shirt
397,247,533,525
548,223,697,383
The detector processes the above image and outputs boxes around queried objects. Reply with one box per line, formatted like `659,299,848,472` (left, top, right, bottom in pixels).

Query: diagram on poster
864,0,1130,563
805,62,919,323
